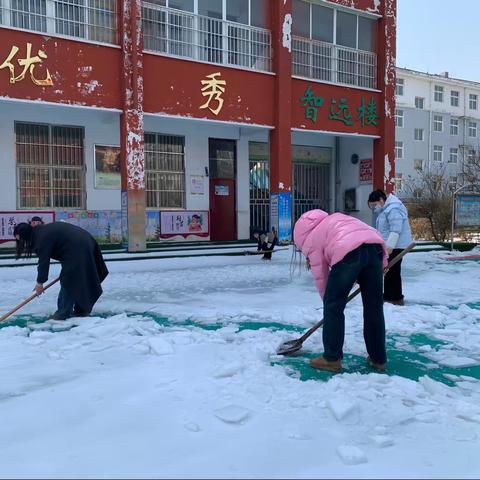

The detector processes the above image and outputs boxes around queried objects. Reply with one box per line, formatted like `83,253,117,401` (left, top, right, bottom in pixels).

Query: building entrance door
209,138,237,240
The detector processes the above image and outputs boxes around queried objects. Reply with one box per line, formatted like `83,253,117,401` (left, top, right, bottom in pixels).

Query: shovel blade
276,338,303,356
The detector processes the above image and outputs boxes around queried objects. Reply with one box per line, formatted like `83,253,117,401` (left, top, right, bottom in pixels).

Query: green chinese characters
300,86,379,128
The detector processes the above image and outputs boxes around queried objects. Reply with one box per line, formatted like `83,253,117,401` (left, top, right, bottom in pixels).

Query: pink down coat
293,209,388,298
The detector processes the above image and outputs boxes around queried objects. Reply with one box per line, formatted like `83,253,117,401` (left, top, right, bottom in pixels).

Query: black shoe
73,310,90,318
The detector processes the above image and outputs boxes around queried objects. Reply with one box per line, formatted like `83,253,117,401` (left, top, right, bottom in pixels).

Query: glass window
358,16,375,51
395,109,403,127
198,0,222,18
250,0,268,28
396,78,404,96
449,148,458,163
414,129,424,141
433,114,443,132
415,97,424,109
311,4,333,43
226,0,248,25
469,94,478,110
434,85,444,102
11,0,47,31
450,90,459,107
145,133,186,208
414,159,423,170
292,0,310,37
169,0,194,11
450,118,459,135
395,141,403,159
336,11,357,48
15,122,85,209
469,121,477,137
433,145,443,162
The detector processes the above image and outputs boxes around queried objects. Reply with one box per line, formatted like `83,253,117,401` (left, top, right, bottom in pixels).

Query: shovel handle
297,242,416,343
0,277,60,323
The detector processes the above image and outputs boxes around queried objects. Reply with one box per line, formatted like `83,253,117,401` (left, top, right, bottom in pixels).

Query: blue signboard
456,194,480,227
271,192,292,243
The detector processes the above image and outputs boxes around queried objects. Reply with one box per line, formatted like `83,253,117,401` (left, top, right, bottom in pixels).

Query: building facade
395,67,480,196
0,0,396,250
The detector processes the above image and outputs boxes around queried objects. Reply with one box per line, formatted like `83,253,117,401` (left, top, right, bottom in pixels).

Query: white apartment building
394,67,480,196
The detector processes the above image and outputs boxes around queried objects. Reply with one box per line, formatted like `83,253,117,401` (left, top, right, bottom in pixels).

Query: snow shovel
276,242,416,356
0,277,60,323
244,247,289,255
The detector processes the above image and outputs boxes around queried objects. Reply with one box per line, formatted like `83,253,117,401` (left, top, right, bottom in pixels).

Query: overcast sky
396,0,480,81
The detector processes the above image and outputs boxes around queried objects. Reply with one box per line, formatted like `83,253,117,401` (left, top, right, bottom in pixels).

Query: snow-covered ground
0,249,479,479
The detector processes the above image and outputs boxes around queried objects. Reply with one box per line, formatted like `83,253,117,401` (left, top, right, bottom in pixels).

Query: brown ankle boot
310,356,342,372
367,356,386,372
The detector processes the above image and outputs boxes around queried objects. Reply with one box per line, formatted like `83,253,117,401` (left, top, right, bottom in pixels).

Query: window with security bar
3,0,117,44
145,133,186,209
15,122,85,209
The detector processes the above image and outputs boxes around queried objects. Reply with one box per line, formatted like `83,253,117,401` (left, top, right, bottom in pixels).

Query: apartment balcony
0,0,118,44
142,3,272,73
292,35,377,90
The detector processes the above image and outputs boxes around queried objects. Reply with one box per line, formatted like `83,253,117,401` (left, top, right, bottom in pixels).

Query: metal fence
142,3,272,72
15,122,85,209
249,159,270,234
145,133,186,209
292,36,377,89
293,162,330,221
0,0,117,44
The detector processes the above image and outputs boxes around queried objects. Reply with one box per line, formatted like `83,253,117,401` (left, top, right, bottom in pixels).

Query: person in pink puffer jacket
293,209,389,373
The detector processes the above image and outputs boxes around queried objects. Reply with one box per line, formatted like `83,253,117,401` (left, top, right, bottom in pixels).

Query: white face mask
374,205,383,214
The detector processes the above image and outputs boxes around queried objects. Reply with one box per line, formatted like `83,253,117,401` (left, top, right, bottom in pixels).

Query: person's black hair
368,189,387,203
30,216,43,223
13,223,34,259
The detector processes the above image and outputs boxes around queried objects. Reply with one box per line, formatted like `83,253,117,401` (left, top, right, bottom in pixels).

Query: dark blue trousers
322,243,386,364
56,284,89,319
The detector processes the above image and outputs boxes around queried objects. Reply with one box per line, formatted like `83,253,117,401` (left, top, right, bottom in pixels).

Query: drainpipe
335,136,341,212
427,79,432,172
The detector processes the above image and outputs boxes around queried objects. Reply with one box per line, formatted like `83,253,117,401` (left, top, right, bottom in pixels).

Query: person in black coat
14,222,109,320
252,227,278,260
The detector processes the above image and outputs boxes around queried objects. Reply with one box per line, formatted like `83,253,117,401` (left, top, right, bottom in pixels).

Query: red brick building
0,0,396,250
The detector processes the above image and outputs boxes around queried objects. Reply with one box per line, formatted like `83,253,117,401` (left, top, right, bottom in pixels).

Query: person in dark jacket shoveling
14,222,109,320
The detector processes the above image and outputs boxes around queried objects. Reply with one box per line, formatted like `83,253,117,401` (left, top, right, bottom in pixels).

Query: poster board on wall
160,211,209,238
455,194,480,227
0,211,55,243
94,145,121,189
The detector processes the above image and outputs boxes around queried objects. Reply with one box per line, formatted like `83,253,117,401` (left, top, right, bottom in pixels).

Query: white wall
144,115,270,240
0,100,120,211
338,136,374,225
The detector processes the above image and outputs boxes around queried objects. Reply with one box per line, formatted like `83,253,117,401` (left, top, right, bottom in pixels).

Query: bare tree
460,150,480,192
403,164,453,241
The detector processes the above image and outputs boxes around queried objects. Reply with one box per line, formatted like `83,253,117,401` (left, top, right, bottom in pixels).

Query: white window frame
414,128,424,141
414,159,423,171
469,121,477,138
396,78,404,96
450,90,459,107
395,109,404,127
434,85,444,102
449,148,458,164
450,118,459,135
395,141,403,159
414,97,424,109
469,94,478,110
468,149,476,164
433,145,443,162
433,114,443,132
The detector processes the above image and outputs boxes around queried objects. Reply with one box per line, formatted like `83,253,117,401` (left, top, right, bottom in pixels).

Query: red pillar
373,0,396,193
120,0,146,251
269,0,293,242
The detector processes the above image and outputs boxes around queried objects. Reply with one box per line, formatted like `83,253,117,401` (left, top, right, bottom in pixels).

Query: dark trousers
384,248,403,302
56,284,89,319
322,244,386,364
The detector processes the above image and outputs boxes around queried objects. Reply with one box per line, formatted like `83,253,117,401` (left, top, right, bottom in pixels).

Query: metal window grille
145,132,185,209
2,0,117,44
292,36,376,89
142,3,272,72
293,162,330,222
249,142,270,234
15,122,85,209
